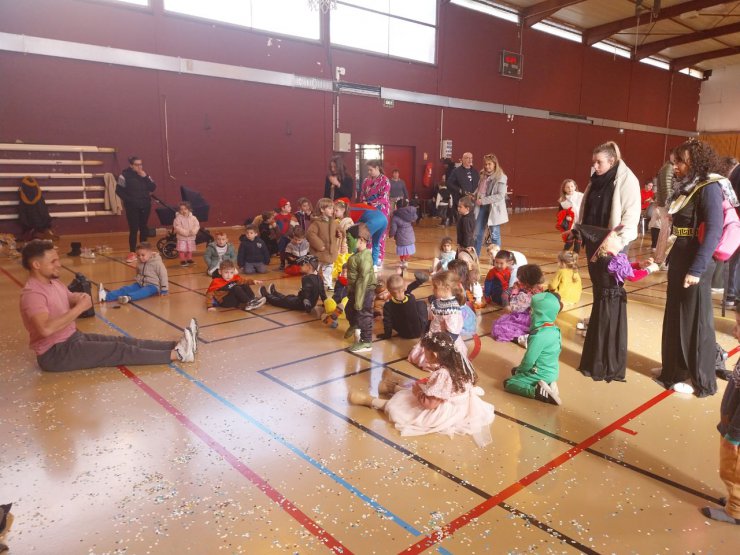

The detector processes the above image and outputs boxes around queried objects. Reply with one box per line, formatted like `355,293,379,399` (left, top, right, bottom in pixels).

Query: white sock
371,398,387,410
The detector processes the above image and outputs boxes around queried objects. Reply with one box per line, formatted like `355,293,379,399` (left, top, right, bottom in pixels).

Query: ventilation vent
335,82,381,97
549,111,593,124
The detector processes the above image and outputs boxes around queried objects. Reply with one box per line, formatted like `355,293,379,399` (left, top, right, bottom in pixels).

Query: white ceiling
491,0,740,71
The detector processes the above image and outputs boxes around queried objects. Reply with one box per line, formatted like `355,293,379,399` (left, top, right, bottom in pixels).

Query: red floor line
617,426,638,435
118,365,352,555
400,388,675,554
0,266,24,287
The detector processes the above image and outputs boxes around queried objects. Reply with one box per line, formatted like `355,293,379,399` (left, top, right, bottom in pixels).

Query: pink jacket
173,213,200,242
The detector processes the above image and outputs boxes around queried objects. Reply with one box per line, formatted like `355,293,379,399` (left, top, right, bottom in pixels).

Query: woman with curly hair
655,140,727,397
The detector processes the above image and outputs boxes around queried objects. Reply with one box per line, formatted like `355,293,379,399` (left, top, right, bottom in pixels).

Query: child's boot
348,390,374,407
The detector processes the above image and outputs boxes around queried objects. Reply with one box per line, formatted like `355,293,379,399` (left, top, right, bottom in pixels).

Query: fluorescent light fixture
592,41,631,59
532,22,581,43
450,0,518,24
641,57,670,70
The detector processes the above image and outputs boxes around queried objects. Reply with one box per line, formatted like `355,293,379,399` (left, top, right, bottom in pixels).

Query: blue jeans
107,282,159,301
474,206,501,254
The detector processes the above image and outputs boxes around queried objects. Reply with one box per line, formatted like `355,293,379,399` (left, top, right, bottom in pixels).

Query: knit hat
278,198,290,210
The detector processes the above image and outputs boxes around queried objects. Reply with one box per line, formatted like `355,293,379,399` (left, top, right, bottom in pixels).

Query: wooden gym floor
1,210,739,554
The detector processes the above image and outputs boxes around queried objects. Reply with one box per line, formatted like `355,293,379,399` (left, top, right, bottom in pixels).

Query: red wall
0,0,701,234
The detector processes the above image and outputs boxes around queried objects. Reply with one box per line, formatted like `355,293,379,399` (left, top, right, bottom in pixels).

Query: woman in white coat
474,153,508,255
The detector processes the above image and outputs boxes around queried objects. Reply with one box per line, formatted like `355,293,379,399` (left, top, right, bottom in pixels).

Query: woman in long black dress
657,140,725,397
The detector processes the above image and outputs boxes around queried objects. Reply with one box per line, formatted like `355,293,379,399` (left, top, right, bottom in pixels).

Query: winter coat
205,275,257,307
475,173,509,226
307,216,338,264
238,237,270,266
389,206,417,247
203,241,237,274
135,252,169,292
173,213,200,242
116,168,155,208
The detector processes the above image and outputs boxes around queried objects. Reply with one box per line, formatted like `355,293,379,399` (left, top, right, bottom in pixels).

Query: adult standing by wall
447,152,479,224
117,156,156,264
19,240,198,371
324,155,354,201
359,160,391,266
388,169,408,221
656,140,726,397
473,153,508,254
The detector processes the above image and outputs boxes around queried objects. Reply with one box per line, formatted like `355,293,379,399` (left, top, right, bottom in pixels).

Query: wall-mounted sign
501,50,523,79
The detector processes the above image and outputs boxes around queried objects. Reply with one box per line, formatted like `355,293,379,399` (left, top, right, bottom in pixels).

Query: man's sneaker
348,341,372,353
516,334,529,348
245,297,267,311
414,270,430,284
175,328,195,363
188,318,199,353
125,252,137,263
343,326,358,340
534,380,561,405
98,283,107,303
118,296,131,304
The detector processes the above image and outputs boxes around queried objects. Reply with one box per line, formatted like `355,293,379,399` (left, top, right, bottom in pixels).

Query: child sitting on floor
98,242,167,304
260,255,327,313
492,264,544,345
548,250,582,305
504,291,563,405
431,236,456,275
205,260,265,312
484,249,511,305
258,210,279,255
203,231,237,278
284,227,310,276
378,272,430,340
349,331,495,447
238,224,271,274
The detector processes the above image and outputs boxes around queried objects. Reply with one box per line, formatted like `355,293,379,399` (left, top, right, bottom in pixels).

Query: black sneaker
244,297,267,311
260,286,269,297
269,283,276,295
303,299,313,313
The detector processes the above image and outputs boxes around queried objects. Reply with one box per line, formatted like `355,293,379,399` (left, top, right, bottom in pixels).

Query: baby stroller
152,186,214,259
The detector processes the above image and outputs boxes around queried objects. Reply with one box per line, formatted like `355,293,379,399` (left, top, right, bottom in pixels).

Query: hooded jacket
389,205,417,247
116,168,156,208
135,252,169,292
514,292,561,376
203,241,237,274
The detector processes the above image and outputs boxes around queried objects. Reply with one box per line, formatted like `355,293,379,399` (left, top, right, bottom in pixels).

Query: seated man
19,240,198,372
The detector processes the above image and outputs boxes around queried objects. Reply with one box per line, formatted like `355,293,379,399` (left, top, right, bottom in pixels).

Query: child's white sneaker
672,382,695,394
118,295,131,304
98,283,107,303
175,328,195,363
188,318,199,353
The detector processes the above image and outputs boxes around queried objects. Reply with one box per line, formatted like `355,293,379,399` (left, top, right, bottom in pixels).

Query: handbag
698,198,740,261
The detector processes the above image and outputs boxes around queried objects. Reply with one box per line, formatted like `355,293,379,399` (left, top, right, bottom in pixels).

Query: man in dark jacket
117,156,156,260
447,152,479,223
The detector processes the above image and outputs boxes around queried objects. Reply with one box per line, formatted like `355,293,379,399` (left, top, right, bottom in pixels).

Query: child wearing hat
260,255,327,313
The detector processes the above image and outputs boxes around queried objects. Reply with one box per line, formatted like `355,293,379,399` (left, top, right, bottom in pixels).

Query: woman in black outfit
117,156,156,261
324,155,354,201
657,140,725,397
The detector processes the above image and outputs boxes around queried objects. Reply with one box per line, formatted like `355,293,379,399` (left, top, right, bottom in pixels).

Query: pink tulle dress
385,367,495,447
408,297,468,369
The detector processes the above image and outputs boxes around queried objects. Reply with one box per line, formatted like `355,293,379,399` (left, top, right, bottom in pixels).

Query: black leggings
219,285,255,308
125,203,152,252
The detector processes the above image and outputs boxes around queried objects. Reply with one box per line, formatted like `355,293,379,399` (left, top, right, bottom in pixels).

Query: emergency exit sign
501,50,523,79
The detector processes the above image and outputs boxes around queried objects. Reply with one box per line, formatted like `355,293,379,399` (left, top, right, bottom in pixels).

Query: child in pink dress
492,264,545,344
408,271,468,369
349,331,495,447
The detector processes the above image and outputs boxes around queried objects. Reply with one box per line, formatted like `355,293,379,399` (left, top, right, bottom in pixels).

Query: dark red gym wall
0,0,700,234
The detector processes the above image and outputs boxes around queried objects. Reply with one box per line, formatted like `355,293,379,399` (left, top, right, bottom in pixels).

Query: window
164,0,320,40
331,0,437,64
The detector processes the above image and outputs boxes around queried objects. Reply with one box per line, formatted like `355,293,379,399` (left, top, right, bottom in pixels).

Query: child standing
408,271,468,369
260,255,327,313
307,198,339,290
435,181,452,227
238,224,271,274
504,291,563,405
577,224,659,383
431,237,456,275
389,199,417,274
484,249,511,305
343,224,377,353
701,305,740,525
378,273,430,340
173,201,199,267
205,260,266,312
332,199,354,281
284,227,310,276
295,197,313,232
548,251,582,305
349,331,495,447
456,196,476,249
203,232,237,278
492,264,544,345
99,242,168,304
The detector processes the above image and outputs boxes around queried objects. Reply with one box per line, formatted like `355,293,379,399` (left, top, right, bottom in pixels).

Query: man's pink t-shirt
20,277,77,355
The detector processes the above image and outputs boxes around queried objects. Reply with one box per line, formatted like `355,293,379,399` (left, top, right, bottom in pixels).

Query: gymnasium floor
1,210,738,554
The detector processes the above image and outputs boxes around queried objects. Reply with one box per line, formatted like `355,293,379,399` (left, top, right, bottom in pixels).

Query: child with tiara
431,236,456,275
349,331,495,447
576,224,658,382
408,271,468,369
492,264,545,346
548,251,582,305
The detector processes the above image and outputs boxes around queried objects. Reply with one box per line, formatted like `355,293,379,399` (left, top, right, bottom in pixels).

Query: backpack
694,177,740,261
68,272,95,318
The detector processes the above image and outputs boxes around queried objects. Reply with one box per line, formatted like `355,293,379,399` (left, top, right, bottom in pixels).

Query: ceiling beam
521,0,585,28
636,21,740,60
582,0,727,46
670,46,740,69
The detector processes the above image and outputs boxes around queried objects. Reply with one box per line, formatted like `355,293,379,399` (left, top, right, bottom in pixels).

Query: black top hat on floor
67,242,82,256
